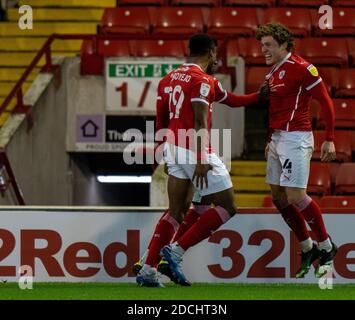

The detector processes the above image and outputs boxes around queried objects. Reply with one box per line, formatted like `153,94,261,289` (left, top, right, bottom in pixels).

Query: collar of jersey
183,63,204,72
266,52,292,79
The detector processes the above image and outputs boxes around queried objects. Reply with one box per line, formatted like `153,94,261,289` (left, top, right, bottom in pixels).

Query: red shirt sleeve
213,78,228,103
309,81,335,141
223,92,260,108
190,76,213,106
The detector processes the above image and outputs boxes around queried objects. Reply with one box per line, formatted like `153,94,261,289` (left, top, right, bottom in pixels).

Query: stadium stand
119,0,165,5
246,67,269,92
0,0,353,207
311,8,355,36
278,0,329,6
260,7,313,37
224,0,276,6
207,7,259,36
100,7,152,34
152,7,205,35
317,99,355,129
313,130,352,162
320,195,355,208
333,0,355,6
234,38,266,65
171,0,220,6
308,162,332,195
336,69,355,97
335,163,355,194
296,38,349,67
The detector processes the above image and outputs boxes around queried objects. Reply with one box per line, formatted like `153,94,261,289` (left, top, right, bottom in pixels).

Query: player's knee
286,192,306,206
223,203,237,217
168,209,184,224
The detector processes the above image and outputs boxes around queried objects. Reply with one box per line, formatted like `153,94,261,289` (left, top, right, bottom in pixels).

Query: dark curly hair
256,23,294,52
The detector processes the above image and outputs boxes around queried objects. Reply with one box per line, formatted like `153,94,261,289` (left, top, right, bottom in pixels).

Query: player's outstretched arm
310,81,336,162
222,80,269,108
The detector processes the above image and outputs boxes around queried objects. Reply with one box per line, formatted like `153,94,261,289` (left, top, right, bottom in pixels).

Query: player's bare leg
286,187,337,278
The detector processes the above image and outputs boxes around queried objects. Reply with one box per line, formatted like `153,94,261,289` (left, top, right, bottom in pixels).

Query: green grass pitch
0,283,355,300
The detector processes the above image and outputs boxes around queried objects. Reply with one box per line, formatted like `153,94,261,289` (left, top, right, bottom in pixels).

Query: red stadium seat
308,162,331,195
132,40,186,57
260,8,312,37
297,38,348,67
171,0,220,6
224,0,276,6
311,8,355,36
317,67,339,95
207,7,259,36
336,69,355,97
278,0,329,6
101,7,152,34
81,40,104,75
320,196,355,208
318,99,355,129
118,0,164,5
80,39,133,75
348,38,355,67
99,40,132,57
235,38,264,65
313,130,352,162
152,7,204,35
335,163,355,194
246,67,270,93
333,0,355,6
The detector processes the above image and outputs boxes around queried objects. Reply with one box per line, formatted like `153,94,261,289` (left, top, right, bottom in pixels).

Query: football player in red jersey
256,23,337,278
134,58,265,285
136,34,262,287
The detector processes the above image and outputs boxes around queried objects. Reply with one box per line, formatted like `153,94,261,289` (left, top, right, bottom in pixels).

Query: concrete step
18,0,116,7
0,112,10,127
0,52,76,67
230,160,266,176
232,176,269,192
8,8,104,21
0,68,40,82
0,22,97,37
0,37,83,52
234,193,269,207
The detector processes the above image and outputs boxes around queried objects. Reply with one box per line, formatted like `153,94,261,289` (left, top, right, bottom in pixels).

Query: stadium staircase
0,0,354,207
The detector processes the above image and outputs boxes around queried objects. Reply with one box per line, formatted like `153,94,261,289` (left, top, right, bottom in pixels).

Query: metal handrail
0,33,232,118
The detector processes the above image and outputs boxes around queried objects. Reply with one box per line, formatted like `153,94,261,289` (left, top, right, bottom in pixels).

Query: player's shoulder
288,53,314,70
287,53,320,77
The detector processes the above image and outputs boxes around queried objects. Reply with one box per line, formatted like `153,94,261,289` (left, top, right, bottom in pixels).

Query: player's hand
259,80,270,101
193,163,212,190
265,143,270,160
320,141,336,162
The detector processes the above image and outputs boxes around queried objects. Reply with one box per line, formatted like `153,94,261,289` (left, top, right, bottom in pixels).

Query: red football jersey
156,63,227,151
266,52,322,132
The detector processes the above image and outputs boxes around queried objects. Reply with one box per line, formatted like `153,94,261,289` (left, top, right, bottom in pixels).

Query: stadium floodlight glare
97,175,152,183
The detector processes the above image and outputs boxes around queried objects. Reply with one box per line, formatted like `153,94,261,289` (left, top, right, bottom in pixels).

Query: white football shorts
163,143,233,197
266,130,314,189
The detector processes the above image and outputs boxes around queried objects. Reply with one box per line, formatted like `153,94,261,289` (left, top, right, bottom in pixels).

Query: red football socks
145,212,179,267
172,208,200,242
280,204,310,242
177,206,231,251
296,196,329,242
